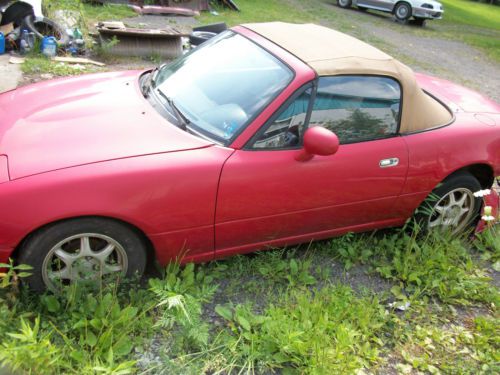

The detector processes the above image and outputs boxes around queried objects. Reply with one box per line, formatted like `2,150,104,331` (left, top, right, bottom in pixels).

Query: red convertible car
0,23,499,291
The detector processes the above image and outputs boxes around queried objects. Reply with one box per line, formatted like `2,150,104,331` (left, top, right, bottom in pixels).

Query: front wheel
414,173,482,234
394,2,412,22
18,218,147,292
337,0,352,9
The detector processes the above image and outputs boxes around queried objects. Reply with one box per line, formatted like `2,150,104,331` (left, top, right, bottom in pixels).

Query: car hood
0,71,213,180
415,72,500,114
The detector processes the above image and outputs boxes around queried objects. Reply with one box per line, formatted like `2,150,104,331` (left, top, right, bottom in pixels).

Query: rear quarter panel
397,113,500,217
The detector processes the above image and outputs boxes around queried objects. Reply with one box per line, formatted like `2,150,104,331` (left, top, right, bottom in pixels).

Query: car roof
244,22,391,65
242,22,453,133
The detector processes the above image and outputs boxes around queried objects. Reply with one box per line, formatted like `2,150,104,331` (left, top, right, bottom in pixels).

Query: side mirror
296,127,339,161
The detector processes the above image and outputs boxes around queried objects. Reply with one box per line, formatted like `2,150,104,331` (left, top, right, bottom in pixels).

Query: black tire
413,18,426,27
0,1,34,27
18,218,147,292
193,22,227,34
21,15,70,46
394,2,412,22
337,0,352,9
189,31,217,47
413,172,482,234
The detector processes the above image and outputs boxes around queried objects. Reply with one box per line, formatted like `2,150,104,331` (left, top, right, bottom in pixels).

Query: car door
359,0,394,11
215,76,409,253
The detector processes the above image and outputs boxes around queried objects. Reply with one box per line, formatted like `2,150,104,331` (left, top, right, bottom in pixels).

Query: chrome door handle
379,158,399,168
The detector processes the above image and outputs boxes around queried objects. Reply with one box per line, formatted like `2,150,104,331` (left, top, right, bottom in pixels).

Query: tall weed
211,284,388,374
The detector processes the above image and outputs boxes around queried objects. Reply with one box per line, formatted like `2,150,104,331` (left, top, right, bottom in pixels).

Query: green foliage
149,263,218,351
389,302,500,374
0,260,32,290
374,231,499,305
0,317,62,374
249,249,316,288
327,229,498,305
211,285,388,374
329,232,374,270
0,279,154,374
475,226,500,270
22,56,100,76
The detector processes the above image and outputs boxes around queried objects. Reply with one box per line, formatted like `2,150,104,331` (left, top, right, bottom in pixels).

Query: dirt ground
327,5,500,102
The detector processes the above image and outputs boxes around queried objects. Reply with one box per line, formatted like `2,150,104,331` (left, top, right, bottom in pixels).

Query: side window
310,76,401,144
252,88,312,149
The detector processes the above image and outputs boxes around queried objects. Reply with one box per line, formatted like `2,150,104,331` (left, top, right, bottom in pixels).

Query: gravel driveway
319,3,500,102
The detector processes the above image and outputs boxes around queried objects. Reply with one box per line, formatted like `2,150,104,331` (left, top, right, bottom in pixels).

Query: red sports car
1,23,499,291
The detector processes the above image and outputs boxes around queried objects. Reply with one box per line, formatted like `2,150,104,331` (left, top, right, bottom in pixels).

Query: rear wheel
18,218,147,292
394,2,412,22
337,0,352,9
414,173,482,234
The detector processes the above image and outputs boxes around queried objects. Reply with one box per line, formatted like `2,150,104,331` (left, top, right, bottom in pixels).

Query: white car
337,0,444,25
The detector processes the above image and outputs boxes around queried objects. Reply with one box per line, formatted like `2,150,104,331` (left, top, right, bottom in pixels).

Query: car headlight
0,155,10,183
422,3,434,9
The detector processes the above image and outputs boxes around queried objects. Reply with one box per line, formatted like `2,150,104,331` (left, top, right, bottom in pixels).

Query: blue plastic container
41,36,57,58
0,32,5,55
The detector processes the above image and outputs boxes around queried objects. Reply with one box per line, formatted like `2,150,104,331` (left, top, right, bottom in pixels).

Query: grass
1,223,498,374
199,0,500,63
437,0,500,62
440,0,500,30
21,56,101,76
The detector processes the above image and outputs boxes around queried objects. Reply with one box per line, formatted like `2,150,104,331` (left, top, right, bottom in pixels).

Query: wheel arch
12,215,157,267
442,163,495,189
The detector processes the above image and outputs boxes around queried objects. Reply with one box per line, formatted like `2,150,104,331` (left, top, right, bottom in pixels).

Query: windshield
152,31,294,143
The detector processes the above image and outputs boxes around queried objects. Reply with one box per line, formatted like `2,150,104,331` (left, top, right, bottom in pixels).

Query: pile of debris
0,0,239,59
95,0,238,58
0,0,85,56
94,0,239,13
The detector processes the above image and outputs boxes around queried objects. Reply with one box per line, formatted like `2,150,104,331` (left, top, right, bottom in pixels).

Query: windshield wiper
156,89,190,131
142,64,165,97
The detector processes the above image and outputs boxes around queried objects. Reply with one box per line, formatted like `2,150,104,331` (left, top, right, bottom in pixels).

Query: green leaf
107,347,114,365
14,264,33,270
85,331,97,347
122,306,138,321
492,261,500,272
43,295,61,313
290,259,298,275
73,319,87,330
113,337,133,357
215,305,233,321
17,272,32,278
70,350,85,362
236,315,251,331
89,318,102,330
390,285,405,300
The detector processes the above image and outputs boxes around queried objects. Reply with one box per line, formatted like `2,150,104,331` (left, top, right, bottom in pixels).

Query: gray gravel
323,4,500,103
363,23,500,103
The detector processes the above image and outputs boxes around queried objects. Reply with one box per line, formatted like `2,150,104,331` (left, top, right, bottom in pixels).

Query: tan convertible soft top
243,22,452,133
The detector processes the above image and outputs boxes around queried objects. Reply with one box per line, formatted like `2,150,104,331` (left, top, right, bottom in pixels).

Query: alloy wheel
428,188,476,233
395,4,411,20
42,233,128,290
